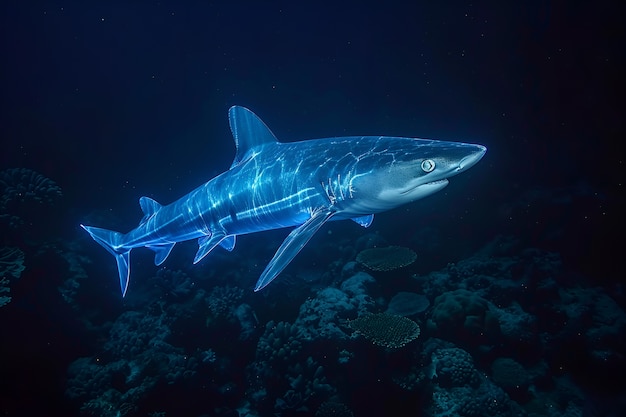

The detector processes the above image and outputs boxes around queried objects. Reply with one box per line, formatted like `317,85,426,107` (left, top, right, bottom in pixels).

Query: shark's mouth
424,179,449,186
402,178,449,195
402,178,449,194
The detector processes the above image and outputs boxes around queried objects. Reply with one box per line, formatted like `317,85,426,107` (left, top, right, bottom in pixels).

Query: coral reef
206,285,244,318
315,400,354,417
66,308,199,416
59,234,625,416
356,245,416,271
150,268,196,299
0,246,25,307
349,312,421,348
0,168,62,229
429,288,500,341
431,347,481,388
491,357,530,389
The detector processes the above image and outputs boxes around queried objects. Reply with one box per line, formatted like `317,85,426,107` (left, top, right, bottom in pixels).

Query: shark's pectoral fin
194,231,234,264
255,209,335,291
147,243,175,266
352,214,374,228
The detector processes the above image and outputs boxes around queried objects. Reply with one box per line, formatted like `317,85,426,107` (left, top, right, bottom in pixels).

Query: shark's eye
421,159,435,173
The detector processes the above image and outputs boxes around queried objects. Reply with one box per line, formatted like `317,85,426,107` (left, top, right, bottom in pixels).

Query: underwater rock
386,291,430,316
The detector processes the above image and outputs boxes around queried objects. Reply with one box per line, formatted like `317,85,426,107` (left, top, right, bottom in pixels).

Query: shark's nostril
458,146,487,171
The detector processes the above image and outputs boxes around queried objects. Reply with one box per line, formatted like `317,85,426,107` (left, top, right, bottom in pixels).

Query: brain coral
356,246,416,271
491,357,530,389
350,312,420,348
430,289,500,338
432,347,480,388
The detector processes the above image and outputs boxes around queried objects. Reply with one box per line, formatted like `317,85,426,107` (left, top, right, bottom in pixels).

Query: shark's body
82,106,486,296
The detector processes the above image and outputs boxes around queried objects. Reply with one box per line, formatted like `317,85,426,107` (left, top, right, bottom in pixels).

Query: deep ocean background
0,1,624,417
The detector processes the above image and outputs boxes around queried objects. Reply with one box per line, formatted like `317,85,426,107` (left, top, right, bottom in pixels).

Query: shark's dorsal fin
228,106,279,168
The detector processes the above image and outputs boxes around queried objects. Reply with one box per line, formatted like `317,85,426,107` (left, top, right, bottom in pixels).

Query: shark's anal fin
194,231,236,264
352,214,374,228
147,243,175,266
255,209,335,291
220,235,236,251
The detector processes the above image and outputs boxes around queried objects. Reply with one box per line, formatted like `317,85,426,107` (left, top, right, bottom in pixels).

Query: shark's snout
457,145,487,172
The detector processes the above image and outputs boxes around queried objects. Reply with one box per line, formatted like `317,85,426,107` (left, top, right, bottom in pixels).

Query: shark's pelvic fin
194,231,236,264
228,106,279,168
80,225,131,297
352,214,374,228
255,208,335,292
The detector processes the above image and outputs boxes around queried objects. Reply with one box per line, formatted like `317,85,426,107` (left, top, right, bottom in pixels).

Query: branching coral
256,320,304,363
0,168,62,228
151,268,195,299
66,309,198,415
0,277,12,308
0,246,25,279
205,285,244,318
278,356,335,412
0,246,25,307
349,312,420,348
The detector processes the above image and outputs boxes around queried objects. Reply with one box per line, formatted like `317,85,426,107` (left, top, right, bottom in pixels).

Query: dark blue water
1,2,623,416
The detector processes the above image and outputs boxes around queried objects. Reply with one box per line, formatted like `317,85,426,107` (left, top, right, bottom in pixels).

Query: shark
82,106,486,296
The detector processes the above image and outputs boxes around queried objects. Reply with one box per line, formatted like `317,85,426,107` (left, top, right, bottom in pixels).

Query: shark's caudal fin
80,225,131,297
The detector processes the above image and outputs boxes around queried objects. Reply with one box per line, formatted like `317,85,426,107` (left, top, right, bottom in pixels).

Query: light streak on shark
82,106,486,296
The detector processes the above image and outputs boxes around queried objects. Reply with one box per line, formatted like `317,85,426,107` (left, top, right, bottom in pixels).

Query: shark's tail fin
81,225,131,297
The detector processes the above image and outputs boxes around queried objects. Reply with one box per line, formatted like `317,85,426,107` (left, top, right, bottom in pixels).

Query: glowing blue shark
82,106,486,296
